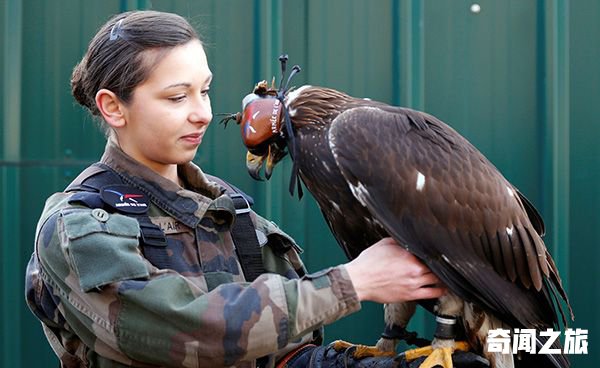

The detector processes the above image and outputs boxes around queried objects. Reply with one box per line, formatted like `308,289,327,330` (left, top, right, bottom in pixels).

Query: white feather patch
285,85,311,106
416,171,426,191
329,200,341,213
285,85,312,117
349,105,383,112
348,182,369,208
328,131,338,160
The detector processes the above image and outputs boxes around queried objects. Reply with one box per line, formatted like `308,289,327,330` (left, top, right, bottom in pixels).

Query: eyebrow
163,74,213,91
163,82,191,90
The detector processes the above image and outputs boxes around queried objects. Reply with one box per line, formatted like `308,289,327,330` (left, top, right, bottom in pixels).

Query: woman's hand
344,237,446,303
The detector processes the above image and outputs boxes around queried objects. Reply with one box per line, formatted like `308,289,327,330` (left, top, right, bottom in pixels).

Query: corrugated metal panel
419,0,543,338
1,0,598,366
567,1,600,366
2,1,24,367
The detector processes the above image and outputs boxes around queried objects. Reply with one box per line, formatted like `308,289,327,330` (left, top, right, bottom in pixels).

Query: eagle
223,57,573,368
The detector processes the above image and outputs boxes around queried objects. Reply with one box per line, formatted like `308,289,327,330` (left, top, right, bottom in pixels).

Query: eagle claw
398,341,471,368
331,340,396,359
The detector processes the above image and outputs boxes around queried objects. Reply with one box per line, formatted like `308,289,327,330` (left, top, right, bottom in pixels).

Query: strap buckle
229,193,251,214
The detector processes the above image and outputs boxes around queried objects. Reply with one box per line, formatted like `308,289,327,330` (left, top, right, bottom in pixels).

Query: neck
113,137,183,187
134,157,181,186
286,86,352,128
155,164,181,186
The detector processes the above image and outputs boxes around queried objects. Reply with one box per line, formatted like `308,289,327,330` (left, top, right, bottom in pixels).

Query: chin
176,151,198,164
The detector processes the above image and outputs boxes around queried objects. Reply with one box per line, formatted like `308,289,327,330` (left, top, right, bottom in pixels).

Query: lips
180,132,204,145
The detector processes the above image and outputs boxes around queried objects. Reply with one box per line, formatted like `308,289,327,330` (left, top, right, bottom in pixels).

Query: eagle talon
400,341,470,368
331,340,396,359
380,323,431,349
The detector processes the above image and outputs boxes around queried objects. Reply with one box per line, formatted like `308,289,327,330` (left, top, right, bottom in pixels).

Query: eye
201,88,210,96
168,95,186,103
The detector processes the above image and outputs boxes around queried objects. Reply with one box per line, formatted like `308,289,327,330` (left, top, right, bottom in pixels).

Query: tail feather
465,305,570,368
513,335,570,368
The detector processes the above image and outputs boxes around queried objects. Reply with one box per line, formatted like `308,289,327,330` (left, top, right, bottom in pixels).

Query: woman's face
117,39,213,175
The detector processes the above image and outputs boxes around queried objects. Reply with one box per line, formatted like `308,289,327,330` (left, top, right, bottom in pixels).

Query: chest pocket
196,216,244,290
139,217,202,274
62,209,149,292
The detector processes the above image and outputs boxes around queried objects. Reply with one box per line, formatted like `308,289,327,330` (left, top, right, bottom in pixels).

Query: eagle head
220,79,290,180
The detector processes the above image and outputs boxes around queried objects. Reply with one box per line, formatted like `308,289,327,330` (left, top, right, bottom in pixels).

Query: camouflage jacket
25,141,361,368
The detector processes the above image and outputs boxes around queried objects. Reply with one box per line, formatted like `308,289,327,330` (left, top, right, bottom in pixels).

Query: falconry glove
279,342,397,368
396,351,490,368
279,342,490,368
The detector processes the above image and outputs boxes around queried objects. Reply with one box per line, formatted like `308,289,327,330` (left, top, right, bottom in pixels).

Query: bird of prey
223,57,573,368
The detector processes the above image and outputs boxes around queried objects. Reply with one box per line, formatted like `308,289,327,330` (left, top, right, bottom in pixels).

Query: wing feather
477,231,493,267
516,188,546,236
486,227,506,279
509,224,531,289
516,223,543,290
531,228,550,276
326,106,567,328
497,229,518,283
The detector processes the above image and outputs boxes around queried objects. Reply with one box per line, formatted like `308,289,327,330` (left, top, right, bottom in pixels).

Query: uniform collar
99,140,235,228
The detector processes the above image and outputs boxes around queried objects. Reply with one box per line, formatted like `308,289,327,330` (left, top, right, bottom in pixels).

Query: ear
95,89,127,128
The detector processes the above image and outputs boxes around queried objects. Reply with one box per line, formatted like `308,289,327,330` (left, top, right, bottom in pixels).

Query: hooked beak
246,143,288,180
246,151,265,181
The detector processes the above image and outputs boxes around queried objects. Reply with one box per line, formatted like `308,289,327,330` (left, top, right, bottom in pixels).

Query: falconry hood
240,93,283,150
220,55,303,194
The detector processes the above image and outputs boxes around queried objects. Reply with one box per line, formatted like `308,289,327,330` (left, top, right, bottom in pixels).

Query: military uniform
26,141,361,367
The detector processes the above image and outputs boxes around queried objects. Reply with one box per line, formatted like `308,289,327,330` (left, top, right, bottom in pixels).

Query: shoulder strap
65,163,170,264
206,174,266,282
229,193,266,282
67,166,267,282
65,162,117,192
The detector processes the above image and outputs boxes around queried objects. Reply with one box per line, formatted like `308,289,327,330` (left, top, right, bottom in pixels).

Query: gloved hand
280,342,490,368
282,343,397,367
396,350,490,368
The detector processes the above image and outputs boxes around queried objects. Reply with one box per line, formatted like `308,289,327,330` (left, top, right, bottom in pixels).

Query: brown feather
279,86,572,367
509,224,532,289
532,232,550,277
516,222,543,291
497,230,518,283
483,230,506,279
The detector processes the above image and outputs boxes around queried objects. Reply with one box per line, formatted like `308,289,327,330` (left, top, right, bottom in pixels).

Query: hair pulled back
71,10,199,118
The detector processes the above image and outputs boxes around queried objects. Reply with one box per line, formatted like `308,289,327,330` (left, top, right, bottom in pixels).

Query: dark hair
71,10,199,121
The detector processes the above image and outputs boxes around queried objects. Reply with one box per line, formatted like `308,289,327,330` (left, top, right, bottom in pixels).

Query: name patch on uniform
150,216,186,235
100,185,149,214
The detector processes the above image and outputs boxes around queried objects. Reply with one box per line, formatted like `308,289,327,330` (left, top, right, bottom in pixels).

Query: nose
189,96,212,125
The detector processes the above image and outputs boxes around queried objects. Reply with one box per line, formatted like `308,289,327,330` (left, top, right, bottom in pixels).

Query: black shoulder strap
205,175,267,282
65,162,170,263
65,162,117,193
229,193,266,282
67,166,266,282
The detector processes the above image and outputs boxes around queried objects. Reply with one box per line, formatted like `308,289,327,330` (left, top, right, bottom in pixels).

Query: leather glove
281,343,397,367
396,350,490,368
280,343,490,368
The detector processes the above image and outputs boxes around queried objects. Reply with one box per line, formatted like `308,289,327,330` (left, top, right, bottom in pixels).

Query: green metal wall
1,0,597,366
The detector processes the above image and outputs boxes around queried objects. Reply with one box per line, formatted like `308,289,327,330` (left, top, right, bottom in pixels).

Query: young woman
25,10,445,368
